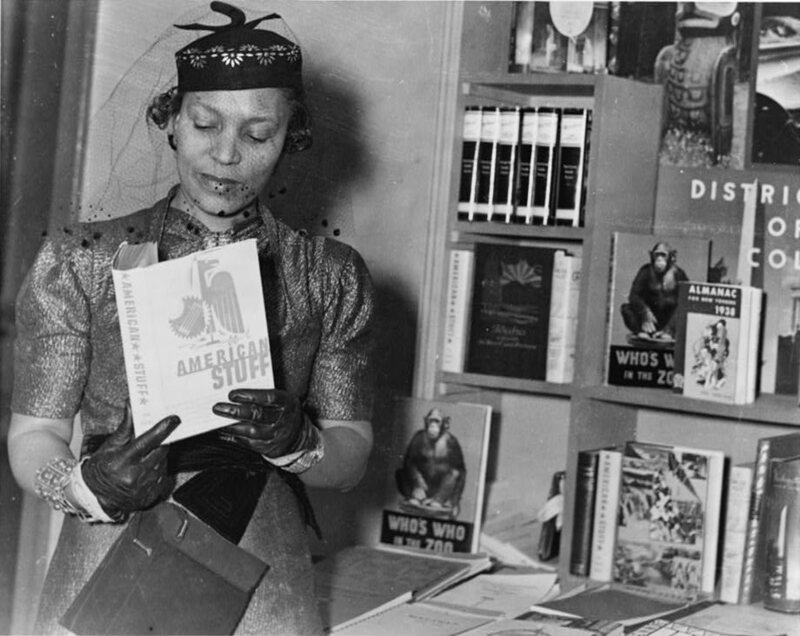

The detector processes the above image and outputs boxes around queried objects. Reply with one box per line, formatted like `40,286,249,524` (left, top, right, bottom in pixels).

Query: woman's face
169,87,291,223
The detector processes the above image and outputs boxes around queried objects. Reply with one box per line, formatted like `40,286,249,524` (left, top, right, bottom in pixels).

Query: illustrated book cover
466,242,558,380
613,441,724,599
605,232,711,389
379,396,492,554
655,166,800,398
672,282,762,405
112,238,273,443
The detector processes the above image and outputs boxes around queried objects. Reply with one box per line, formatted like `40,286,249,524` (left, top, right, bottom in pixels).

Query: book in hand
111,238,273,443
605,232,711,389
740,431,800,605
379,396,492,554
613,441,725,599
672,282,763,405
313,544,492,632
466,243,558,381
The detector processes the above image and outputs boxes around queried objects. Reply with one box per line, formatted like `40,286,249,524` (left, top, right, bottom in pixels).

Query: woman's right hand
81,404,180,521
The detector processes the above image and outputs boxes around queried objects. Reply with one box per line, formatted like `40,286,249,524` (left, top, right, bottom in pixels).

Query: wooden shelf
438,371,574,398
582,385,800,428
452,222,586,243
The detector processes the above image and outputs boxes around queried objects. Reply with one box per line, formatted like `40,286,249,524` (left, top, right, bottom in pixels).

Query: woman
7,3,375,633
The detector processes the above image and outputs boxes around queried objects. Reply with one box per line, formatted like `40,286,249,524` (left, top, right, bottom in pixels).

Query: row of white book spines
457,104,592,228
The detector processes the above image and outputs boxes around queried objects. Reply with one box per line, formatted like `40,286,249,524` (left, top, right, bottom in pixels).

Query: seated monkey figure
396,408,466,519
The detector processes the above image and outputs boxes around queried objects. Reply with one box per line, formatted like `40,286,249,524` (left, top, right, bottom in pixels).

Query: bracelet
264,423,325,474
35,457,91,521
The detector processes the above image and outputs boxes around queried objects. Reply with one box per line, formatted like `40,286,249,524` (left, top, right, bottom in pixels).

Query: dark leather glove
81,403,180,521
212,388,313,458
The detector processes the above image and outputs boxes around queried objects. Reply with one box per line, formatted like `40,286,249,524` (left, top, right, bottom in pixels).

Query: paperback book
111,238,273,443
605,232,711,389
672,282,762,405
613,441,724,599
466,243,557,381
546,251,582,384
379,397,492,554
441,248,475,374
718,463,754,604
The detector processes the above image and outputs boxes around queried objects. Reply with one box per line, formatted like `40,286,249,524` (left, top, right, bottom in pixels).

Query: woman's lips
199,173,240,194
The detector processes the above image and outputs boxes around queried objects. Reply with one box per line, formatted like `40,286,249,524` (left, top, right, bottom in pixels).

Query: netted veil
78,2,300,222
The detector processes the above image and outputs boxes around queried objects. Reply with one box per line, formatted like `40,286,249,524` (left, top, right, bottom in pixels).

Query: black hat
175,2,302,93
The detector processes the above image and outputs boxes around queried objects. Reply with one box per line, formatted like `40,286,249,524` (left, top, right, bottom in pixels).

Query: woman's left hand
212,388,310,458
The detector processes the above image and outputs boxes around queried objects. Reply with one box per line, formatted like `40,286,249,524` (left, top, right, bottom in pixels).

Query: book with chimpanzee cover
605,232,711,389
378,396,492,554
466,243,558,380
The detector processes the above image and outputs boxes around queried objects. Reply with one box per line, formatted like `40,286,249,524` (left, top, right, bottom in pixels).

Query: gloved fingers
212,401,283,424
125,414,181,459
105,401,136,451
219,421,280,442
227,388,284,406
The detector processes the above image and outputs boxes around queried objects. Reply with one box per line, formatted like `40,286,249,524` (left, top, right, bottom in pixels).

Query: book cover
379,397,492,554
466,243,557,380
570,448,602,577
530,107,560,224
514,108,538,224
564,3,609,74
590,447,623,583
672,282,760,405
605,232,711,389
441,249,475,374
655,166,800,397
456,106,482,221
751,4,800,168
554,108,590,227
314,545,491,632
111,238,273,443
546,252,582,384
719,463,754,604
762,455,800,613
740,431,800,604
474,106,500,221
491,107,521,223
529,2,568,72
613,441,724,598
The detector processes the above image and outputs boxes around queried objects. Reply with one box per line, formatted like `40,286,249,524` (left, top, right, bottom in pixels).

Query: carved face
169,88,291,226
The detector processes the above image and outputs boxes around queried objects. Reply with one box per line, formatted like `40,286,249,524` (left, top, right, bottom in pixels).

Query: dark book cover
570,448,601,576
531,107,560,225
514,108,537,224
538,470,565,562
605,232,711,389
740,432,800,604
762,455,800,613
466,243,557,380
456,106,482,221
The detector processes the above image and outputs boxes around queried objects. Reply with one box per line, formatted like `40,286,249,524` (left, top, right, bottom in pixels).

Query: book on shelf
515,108,538,224
379,396,492,554
313,544,492,633
604,232,711,390
570,447,604,577
672,282,763,405
111,238,273,443
509,1,536,73
441,248,475,374
554,108,591,227
474,106,501,221
528,107,560,225
740,431,800,605
528,2,568,72
718,463,754,605
761,454,800,613
613,441,725,599
546,251,582,384
491,107,521,223
589,447,623,583
466,243,558,381
457,106,482,222
538,470,565,562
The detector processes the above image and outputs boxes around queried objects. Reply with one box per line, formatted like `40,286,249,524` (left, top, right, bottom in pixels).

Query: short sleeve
306,243,375,422
11,238,92,419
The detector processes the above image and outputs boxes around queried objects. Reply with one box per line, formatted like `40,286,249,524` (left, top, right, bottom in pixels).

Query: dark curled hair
146,86,312,154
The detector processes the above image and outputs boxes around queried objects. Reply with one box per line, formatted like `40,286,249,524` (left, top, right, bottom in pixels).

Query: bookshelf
418,1,800,596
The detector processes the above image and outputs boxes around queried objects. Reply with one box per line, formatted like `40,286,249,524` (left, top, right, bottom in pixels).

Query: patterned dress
12,188,376,634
